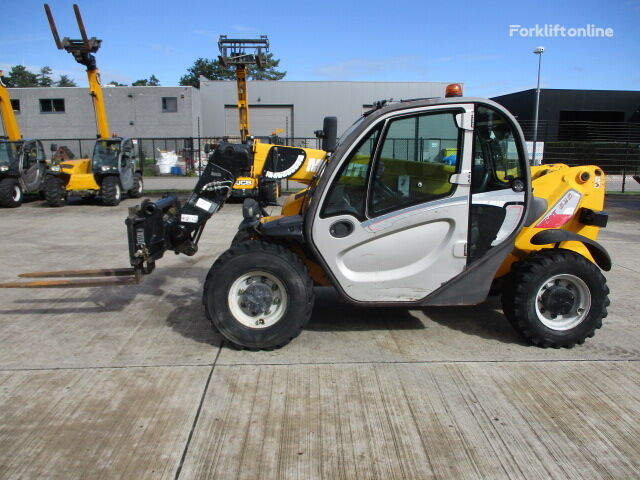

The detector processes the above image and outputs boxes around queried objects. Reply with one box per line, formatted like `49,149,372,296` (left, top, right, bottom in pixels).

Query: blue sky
1,0,638,97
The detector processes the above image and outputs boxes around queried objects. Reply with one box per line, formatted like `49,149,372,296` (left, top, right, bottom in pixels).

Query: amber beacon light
445,83,463,97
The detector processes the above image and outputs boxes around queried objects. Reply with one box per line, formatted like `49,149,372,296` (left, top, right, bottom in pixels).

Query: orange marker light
445,83,463,97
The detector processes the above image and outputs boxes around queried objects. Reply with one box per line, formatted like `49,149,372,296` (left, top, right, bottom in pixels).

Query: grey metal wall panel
201,80,458,138
223,105,293,137
6,86,200,140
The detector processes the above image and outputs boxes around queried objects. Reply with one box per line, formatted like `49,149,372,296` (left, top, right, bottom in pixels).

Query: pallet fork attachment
0,150,239,289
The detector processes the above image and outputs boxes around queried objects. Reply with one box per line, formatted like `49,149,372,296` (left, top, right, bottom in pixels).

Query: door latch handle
329,220,354,238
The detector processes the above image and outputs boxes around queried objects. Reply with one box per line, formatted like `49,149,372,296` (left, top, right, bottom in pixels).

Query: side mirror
204,144,210,154
50,144,58,152
320,116,337,153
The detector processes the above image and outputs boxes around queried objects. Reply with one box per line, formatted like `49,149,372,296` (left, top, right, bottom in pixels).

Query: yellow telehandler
0,85,611,351
42,4,143,207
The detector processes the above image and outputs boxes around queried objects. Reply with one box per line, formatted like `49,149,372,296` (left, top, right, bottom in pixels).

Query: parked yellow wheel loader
42,4,143,207
1,86,611,352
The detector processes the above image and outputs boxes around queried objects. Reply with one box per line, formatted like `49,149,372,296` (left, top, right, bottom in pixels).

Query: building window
162,97,177,113
39,98,65,113
10,99,20,113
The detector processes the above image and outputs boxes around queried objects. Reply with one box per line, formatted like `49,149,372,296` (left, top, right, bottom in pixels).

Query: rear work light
535,189,581,228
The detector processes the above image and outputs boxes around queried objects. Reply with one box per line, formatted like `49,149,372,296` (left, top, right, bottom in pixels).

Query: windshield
92,140,121,168
336,116,365,147
0,141,21,167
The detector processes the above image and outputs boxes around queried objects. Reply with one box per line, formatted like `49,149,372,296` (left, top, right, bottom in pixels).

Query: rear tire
128,173,143,198
0,178,22,207
43,176,67,207
101,176,122,206
501,249,609,348
203,240,314,350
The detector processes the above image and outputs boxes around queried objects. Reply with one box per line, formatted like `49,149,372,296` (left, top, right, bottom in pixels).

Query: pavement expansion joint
173,345,223,480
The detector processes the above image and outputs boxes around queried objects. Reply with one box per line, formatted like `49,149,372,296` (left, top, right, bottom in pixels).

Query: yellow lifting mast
218,35,269,143
0,73,22,141
44,3,111,140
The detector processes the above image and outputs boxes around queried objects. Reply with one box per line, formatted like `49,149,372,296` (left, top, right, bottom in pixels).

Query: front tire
203,240,314,350
502,249,609,348
101,176,122,206
43,176,67,207
0,178,22,207
128,173,143,198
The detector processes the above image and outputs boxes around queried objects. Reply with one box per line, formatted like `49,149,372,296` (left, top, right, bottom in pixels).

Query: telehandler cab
0,73,49,207
1,89,611,351
42,4,143,207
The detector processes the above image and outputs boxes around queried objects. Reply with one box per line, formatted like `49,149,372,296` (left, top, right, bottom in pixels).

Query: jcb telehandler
217,35,293,204
1,87,611,351
42,4,143,207
0,73,49,207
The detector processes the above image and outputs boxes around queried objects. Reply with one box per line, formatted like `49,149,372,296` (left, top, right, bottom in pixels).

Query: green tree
56,75,77,87
179,53,286,88
107,81,127,86
37,66,53,87
132,74,160,86
4,65,39,87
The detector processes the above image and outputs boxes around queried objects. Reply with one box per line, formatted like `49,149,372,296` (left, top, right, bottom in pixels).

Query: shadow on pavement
306,287,426,332
424,296,528,346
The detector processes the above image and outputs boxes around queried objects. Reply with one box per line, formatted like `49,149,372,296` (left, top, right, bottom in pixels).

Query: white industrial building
5,80,458,141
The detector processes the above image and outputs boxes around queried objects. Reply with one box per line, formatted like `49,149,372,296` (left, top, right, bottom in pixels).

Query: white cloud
0,35,49,47
150,43,176,54
194,29,218,40
230,25,259,34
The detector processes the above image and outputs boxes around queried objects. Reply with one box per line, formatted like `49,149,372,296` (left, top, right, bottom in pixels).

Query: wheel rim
12,185,21,202
115,183,121,200
535,274,591,330
137,177,143,194
228,270,288,329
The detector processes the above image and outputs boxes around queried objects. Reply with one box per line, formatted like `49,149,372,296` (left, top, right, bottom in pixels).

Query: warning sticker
181,214,198,223
195,198,213,211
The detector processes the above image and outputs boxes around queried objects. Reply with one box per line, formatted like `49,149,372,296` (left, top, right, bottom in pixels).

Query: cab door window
121,140,133,168
36,142,45,163
22,142,38,170
321,126,381,220
370,111,461,216
472,106,523,193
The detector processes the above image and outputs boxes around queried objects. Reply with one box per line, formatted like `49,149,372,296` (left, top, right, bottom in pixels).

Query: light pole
532,46,544,165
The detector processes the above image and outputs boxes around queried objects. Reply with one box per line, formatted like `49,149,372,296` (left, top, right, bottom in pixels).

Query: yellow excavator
0,84,612,352
0,72,49,207
42,4,143,207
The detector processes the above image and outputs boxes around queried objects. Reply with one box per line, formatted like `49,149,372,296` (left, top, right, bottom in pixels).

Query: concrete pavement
0,194,638,479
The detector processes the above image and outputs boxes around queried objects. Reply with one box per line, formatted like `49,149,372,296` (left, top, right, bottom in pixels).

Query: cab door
312,105,474,302
119,139,134,190
20,140,46,193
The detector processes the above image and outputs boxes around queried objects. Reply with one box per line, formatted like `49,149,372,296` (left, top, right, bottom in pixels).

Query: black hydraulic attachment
0,143,242,288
